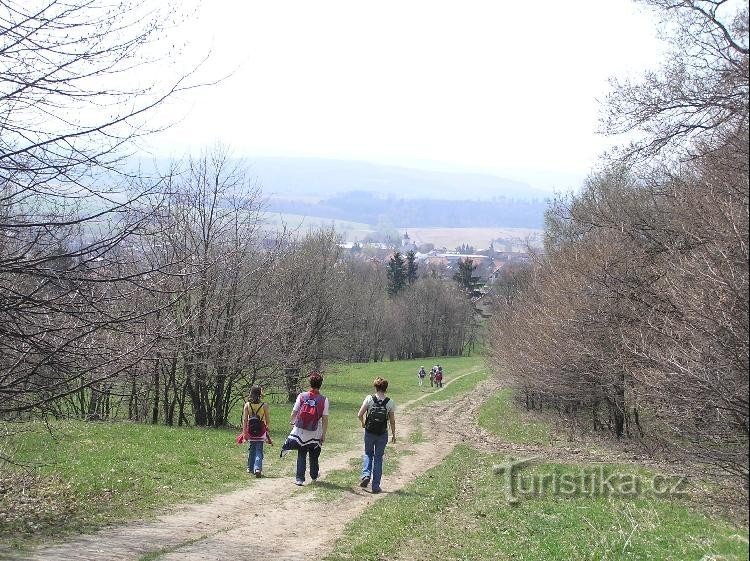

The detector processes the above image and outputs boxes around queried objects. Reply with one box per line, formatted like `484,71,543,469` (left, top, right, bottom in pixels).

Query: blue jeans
362,430,389,491
248,441,264,473
296,445,321,482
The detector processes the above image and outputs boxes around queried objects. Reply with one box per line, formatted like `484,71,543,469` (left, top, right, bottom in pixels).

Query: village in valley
339,230,535,284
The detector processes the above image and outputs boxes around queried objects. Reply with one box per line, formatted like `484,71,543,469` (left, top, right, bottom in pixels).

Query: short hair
309,371,323,389
373,377,388,392
249,386,262,401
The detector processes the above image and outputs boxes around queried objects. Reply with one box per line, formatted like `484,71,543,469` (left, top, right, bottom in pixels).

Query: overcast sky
143,0,665,192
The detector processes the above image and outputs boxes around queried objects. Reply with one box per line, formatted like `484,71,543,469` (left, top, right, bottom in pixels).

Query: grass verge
478,388,553,445
304,448,416,503
325,446,749,561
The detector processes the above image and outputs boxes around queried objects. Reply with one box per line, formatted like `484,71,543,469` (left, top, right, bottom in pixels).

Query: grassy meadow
0,356,483,550
2,355,748,561
326,445,748,561
261,211,545,252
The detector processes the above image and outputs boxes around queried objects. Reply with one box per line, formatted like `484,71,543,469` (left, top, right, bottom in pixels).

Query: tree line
2,142,477,428
0,1,476,433
487,0,749,484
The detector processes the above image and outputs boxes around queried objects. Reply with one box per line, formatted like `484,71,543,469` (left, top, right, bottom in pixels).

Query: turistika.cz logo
493,457,689,504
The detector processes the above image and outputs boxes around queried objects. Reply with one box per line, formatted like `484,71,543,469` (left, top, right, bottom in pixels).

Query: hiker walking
429,366,436,388
242,386,271,477
417,366,426,387
283,372,329,486
435,365,444,388
357,377,396,494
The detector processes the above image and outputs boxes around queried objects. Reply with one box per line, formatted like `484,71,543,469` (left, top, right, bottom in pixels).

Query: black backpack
365,396,390,435
247,402,265,437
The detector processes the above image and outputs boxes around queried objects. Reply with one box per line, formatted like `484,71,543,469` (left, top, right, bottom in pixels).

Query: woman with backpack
357,377,396,494
242,386,271,477
286,372,329,486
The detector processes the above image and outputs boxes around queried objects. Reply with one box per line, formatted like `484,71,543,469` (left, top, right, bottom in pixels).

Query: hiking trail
18,368,660,561
20,369,490,561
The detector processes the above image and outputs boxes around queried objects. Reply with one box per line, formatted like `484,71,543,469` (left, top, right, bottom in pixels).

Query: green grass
319,356,484,454
1,421,249,550
0,355,484,551
409,426,427,444
296,356,485,503
478,388,553,445
326,446,749,561
415,368,488,407
4,356,747,560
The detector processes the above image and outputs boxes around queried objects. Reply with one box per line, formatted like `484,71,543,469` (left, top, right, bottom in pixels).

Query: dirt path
20,368,488,561
21,368,711,561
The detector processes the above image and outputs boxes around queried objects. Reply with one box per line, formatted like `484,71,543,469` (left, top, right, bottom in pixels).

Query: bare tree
267,228,345,401
131,147,275,427
603,0,748,161
337,258,389,363
0,0,202,417
488,0,748,483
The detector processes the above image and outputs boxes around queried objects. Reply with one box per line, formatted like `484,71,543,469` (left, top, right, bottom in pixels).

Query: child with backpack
284,372,329,486
357,377,396,494
242,386,271,477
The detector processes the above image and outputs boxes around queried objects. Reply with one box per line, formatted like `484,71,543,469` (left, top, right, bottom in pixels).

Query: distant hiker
429,366,436,387
242,386,271,477
357,377,396,494
417,366,426,387
281,372,329,486
435,365,444,388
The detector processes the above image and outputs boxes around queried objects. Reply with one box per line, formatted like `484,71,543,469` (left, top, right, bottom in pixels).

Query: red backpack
295,392,326,431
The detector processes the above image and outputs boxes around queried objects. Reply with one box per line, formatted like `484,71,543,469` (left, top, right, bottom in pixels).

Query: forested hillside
268,190,547,228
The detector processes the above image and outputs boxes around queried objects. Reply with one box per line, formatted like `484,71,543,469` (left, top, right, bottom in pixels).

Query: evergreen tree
386,251,407,296
453,257,483,298
405,250,419,285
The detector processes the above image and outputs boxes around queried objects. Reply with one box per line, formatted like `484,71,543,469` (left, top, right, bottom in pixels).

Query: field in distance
404,226,542,251
263,213,542,251
262,212,374,241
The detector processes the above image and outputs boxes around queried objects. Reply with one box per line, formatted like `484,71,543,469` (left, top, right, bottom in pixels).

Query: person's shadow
312,481,419,498
305,480,361,497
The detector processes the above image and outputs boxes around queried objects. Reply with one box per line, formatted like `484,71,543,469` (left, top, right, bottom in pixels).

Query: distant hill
248,157,549,201
132,156,551,229
268,191,547,229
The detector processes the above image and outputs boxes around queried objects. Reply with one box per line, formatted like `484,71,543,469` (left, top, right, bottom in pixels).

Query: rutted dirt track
20,370,496,561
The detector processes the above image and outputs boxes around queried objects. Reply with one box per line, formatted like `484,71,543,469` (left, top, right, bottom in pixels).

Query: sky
142,0,665,193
